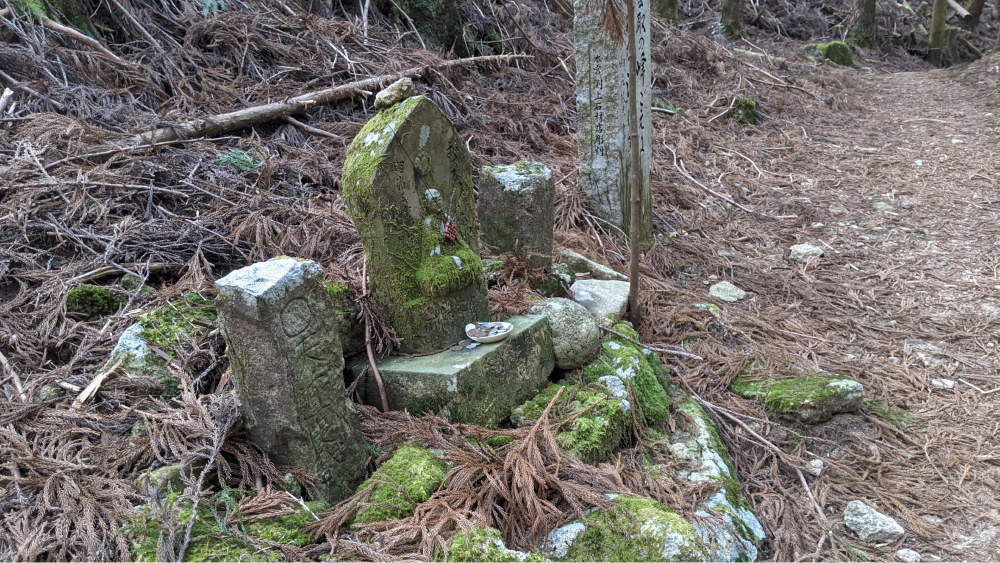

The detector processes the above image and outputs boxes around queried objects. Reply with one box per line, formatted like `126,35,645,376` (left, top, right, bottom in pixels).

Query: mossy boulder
441,526,544,562
581,322,671,424
530,297,599,369
731,375,864,424
131,496,329,562
106,293,216,399
66,284,122,320
544,496,709,561
511,382,630,465
354,443,448,524
817,41,853,66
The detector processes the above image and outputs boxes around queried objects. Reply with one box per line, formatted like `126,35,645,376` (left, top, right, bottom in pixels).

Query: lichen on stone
730,374,864,423
137,293,216,352
65,284,122,320
581,321,671,424
354,443,448,524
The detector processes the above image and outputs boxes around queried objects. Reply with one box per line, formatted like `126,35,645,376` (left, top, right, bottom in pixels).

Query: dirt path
745,63,1000,560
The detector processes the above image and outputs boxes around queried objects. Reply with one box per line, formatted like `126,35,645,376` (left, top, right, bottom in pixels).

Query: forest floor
4,2,1000,558
678,57,1000,560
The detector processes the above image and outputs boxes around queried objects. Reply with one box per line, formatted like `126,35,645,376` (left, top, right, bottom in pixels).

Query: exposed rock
531,298,600,369
807,459,824,476
570,279,630,320
900,199,916,209
374,77,418,109
896,548,921,562
352,314,553,428
134,463,186,494
216,257,367,502
789,243,825,263
559,249,628,281
930,378,956,390
731,375,864,424
479,162,555,269
342,95,488,354
817,41,853,66
709,281,746,302
844,500,905,543
537,263,576,297
445,526,543,562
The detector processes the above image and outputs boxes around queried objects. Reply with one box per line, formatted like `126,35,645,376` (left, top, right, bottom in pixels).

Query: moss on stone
581,322,671,424
354,443,448,524
324,281,349,299
12,0,94,35
537,263,575,297
66,284,122,320
731,374,863,423
137,293,216,352
817,41,853,66
727,95,757,125
131,495,329,562
442,526,545,562
560,496,709,562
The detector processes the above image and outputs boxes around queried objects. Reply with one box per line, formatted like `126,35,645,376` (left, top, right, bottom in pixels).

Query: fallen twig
284,116,343,140
0,87,13,114
0,68,67,112
128,54,529,146
0,350,27,402
71,358,123,409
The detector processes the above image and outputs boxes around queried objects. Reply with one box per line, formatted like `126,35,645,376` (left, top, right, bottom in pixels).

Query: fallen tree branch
0,68,67,113
127,54,529,146
946,0,970,19
284,116,343,140
71,357,122,409
39,16,122,61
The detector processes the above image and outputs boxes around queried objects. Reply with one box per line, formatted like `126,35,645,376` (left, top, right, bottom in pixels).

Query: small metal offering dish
464,321,513,343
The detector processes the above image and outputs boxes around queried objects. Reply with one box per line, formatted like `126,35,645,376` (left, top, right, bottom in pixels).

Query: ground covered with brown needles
3,0,1000,559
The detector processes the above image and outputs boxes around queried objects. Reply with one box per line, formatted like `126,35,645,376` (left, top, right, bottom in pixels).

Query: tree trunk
852,0,875,46
626,0,642,324
653,0,678,23
721,0,741,39
966,0,986,26
995,21,1000,52
929,0,948,66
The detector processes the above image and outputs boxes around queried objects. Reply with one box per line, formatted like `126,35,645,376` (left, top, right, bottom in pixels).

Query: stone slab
216,258,367,502
352,314,554,427
559,249,627,281
479,162,554,269
570,278,630,320
574,0,652,236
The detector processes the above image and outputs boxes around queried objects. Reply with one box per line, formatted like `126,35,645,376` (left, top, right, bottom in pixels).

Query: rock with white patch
895,548,921,562
789,243,825,263
531,297,600,369
374,77,418,109
709,281,746,302
479,162,555,269
570,279,631,320
930,378,956,390
844,500,906,543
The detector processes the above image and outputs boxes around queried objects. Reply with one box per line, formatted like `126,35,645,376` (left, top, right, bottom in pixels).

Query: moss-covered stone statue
342,93,489,354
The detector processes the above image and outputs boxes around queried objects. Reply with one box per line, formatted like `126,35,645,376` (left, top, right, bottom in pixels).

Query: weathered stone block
342,95,489,354
479,162,554,269
215,257,367,502
531,297,600,369
352,314,554,427
570,278,630,321
574,0,652,237
731,375,864,424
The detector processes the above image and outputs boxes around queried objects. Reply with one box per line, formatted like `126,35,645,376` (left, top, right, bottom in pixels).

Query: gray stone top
215,257,323,318
484,162,552,192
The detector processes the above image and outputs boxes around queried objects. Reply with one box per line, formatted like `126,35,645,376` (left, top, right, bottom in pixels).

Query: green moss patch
66,284,123,320
728,95,757,125
557,496,709,562
354,443,448,524
581,322,671,424
817,41,853,66
865,398,921,432
731,374,864,423
131,494,328,562
441,526,544,562
137,293,216,352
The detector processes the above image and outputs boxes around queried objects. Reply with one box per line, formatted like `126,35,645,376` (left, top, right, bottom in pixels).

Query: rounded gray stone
844,500,905,543
709,281,746,302
570,279,630,321
374,77,418,109
789,243,825,263
533,298,600,369
895,548,921,562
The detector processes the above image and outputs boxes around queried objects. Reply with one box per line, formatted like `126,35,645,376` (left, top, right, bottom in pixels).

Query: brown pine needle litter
3,0,1000,557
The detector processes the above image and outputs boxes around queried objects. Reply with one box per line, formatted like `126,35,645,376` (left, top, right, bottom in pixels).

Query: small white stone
709,281,746,302
895,548,921,562
930,378,956,390
844,500,905,543
806,459,824,476
789,243,825,263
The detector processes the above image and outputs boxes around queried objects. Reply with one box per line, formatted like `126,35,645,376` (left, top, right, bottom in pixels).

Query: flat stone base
352,314,554,427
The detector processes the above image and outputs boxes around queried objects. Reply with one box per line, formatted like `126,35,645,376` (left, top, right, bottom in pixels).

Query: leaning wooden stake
127,54,528,147
362,260,390,413
626,0,642,325
929,0,948,66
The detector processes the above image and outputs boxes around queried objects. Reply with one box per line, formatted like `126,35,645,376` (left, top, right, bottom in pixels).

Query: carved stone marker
478,161,555,269
342,95,489,354
215,257,367,502
574,0,652,237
